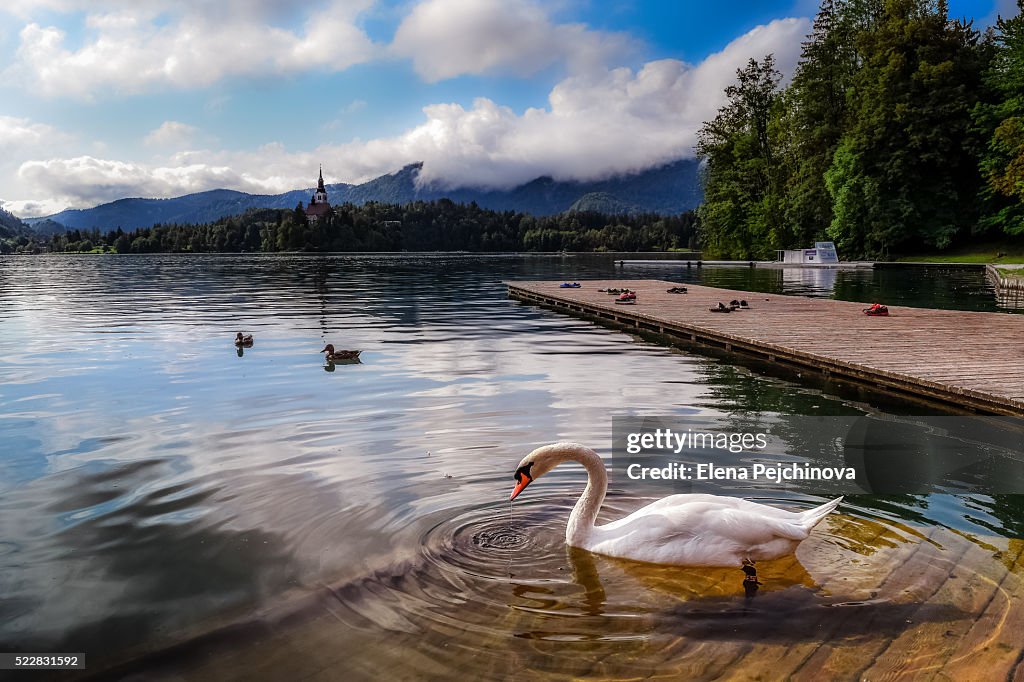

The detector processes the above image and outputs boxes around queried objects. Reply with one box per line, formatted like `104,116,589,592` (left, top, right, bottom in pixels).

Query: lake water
1,254,1022,679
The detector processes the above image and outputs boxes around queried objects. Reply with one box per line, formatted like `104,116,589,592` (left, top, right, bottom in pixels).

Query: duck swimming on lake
321,344,362,361
235,332,254,347
510,442,842,567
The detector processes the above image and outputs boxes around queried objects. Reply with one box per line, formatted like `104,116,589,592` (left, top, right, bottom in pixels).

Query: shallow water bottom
103,506,1024,682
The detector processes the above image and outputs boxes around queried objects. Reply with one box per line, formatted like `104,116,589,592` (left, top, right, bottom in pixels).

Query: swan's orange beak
510,475,531,501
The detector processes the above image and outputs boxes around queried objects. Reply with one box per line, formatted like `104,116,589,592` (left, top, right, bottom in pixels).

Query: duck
234,332,254,347
321,344,361,361
509,442,842,567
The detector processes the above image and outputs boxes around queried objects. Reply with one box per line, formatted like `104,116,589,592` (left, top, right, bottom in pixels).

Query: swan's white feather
586,494,831,566
515,444,842,567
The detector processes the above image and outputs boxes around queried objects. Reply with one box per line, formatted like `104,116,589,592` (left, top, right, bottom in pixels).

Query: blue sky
0,0,1016,217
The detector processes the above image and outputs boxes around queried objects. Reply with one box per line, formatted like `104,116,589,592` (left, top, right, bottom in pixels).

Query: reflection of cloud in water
0,458,298,656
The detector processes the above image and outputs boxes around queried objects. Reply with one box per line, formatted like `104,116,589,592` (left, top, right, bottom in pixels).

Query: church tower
305,165,331,223
313,165,328,204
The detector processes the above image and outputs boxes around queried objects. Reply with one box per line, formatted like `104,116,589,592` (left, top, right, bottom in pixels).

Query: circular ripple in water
424,501,569,587
471,525,530,551
159,492,1012,681
316,494,866,679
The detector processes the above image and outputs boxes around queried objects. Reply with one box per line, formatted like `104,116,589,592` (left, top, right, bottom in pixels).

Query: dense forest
3,200,699,254
698,0,1024,259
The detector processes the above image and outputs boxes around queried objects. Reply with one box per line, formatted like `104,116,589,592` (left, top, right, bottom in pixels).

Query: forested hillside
0,207,30,240
698,0,1024,259
27,160,701,232
15,200,698,254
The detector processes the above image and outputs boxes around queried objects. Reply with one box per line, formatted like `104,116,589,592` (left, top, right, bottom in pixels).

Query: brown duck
321,344,361,361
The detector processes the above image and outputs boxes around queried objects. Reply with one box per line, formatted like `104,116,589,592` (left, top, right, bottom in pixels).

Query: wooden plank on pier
506,280,1024,415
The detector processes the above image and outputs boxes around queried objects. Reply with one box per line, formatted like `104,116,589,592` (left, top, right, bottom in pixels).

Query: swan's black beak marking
510,462,534,501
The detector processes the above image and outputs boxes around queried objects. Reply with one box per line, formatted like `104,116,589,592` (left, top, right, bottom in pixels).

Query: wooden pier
507,279,1024,416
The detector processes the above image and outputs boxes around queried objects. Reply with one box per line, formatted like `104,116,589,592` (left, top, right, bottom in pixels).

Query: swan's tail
798,496,843,531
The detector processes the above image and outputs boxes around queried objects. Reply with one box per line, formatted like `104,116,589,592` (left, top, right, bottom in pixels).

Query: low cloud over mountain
27,160,702,231
3,14,807,218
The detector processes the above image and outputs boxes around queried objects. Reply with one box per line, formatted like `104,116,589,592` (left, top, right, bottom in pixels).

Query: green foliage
18,201,698,255
697,56,786,258
825,0,986,257
0,206,31,239
974,1,1024,235
780,0,858,248
698,0,1018,260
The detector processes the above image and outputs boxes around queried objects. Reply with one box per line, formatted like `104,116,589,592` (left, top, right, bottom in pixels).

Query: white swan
510,442,842,567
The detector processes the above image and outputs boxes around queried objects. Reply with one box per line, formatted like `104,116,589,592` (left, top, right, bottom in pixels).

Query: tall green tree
974,0,1024,235
825,0,987,258
697,56,786,258
779,0,861,248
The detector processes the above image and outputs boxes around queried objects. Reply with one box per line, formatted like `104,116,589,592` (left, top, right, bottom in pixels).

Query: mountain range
20,160,702,232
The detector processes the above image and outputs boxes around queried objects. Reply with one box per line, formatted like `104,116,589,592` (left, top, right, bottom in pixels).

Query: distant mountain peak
566,192,641,215
28,159,701,232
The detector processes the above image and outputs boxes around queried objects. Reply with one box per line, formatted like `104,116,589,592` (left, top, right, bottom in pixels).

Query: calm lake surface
1,254,1022,679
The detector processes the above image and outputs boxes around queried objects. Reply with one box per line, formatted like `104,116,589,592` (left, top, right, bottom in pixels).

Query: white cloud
144,121,199,147
6,1,377,97
0,115,65,151
0,197,68,218
16,155,285,208
6,18,810,215
367,18,810,188
0,116,79,216
392,0,637,81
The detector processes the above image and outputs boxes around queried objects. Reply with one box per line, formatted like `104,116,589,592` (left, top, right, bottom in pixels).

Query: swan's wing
588,495,835,565
607,502,808,540
599,500,808,544
697,507,810,543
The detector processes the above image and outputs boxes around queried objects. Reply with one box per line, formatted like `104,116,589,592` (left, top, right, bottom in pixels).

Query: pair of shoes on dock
601,288,632,295
667,287,688,294
708,301,748,313
560,282,581,288
863,303,889,316
615,291,637,304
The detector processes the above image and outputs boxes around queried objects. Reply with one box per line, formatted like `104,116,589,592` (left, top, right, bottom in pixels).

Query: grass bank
997,266,1024,280
896,242,1024,264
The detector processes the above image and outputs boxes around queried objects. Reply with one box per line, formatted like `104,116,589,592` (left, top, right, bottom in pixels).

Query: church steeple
306,164,331,223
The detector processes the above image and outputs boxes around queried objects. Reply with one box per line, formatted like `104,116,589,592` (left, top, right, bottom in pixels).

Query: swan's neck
561,445,607,546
